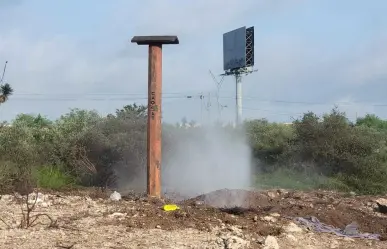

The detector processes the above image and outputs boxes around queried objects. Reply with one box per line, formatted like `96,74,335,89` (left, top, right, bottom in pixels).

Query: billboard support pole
221,26,256,126
131,36,179,198
235,73,242,125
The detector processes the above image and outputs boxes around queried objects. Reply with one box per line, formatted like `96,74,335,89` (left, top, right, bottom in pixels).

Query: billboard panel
223,27,246,71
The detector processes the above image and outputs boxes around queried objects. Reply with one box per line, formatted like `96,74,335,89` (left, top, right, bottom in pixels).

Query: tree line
0,94,387,194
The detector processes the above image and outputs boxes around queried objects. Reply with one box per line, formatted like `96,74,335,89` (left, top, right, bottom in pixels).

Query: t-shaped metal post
131,36,179,198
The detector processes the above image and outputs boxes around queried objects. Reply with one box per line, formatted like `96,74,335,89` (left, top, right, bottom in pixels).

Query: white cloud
0,0,386,122
342,35,387,86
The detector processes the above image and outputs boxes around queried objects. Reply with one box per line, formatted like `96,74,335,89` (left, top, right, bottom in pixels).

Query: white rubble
109,191,121,201
263,235,279,249
284,222,304,233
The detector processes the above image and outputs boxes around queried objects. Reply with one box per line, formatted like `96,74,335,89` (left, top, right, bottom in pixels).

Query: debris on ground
263,235,279,249
294,216,380,240
0,189,387,248
163,204,180,211
109,190,121,201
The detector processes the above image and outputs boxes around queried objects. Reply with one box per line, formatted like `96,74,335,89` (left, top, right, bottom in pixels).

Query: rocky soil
0,189,386,249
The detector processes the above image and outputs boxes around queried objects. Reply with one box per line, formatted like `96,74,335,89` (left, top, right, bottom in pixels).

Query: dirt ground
0,188,387,249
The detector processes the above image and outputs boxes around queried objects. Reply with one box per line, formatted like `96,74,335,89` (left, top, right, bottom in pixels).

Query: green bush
255,168,328,190
1,104,387,195
245,119,295,170
33,165,75,190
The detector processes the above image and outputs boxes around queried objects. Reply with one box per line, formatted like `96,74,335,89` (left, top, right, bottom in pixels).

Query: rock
109,191,121,201
285,234,297,241
375,198,387,213
109,212,127,218
223,236,249,249
330,240,339,248
267,192,278,199
227,226,243,236
261,216,277,222
155,225,161,229
270,213,280,217
253,216,258,222
41,202,50,208
26,192,48,205
0,194,14,202
284,222,303,233
343,222,358,235
276,189,288,195
194,200,204,206
263,235,279,249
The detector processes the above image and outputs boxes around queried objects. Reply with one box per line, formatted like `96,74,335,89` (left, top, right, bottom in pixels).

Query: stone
376,198,387,213
285,234,297,241
41,202,50,208
109,212,126,218
343,237,355,242
224,236,250,249
0,195,14,202
267,192,278,199
263,235,279,249
109,191,121,201
284,222,303,233
330,240,339,248
261,216,277,222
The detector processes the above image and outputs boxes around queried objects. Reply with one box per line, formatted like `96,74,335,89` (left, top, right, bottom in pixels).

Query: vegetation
1,102,387,195
0,83,13,104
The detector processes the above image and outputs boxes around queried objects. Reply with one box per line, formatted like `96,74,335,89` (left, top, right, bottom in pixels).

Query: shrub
245,119,295,170
1,104,387,195
33,165,75,190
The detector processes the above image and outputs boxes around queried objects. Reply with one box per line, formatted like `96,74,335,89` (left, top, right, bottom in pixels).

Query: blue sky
0,0,386,124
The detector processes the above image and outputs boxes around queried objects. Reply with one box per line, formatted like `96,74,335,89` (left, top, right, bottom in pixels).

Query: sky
0,0,386,124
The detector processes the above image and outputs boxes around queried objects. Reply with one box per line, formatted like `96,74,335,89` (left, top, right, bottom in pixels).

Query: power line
8,91,387,106
7,95,387,108
242,107,303,116
8,96,191,101
11,92,196,96
5,90,387,111
221,96,387,107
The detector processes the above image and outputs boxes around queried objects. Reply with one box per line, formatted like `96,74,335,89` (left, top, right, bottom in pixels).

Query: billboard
223,27,247,71
223,26,254,71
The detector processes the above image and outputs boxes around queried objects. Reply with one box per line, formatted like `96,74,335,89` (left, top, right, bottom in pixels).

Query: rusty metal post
147,44,162,197
131,36,179,198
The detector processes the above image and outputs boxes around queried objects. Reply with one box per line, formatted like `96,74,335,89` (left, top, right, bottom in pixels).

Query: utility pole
205,92,212,124
131,36,179,198
209,70,225,123
200,92,204,124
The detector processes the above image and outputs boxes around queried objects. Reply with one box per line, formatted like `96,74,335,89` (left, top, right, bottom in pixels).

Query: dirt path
0,189,386,249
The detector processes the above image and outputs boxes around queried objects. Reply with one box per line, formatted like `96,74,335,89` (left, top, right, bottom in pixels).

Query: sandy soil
0,189,386,249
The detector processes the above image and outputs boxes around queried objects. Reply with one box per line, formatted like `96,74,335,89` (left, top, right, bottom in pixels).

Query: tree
115,103,147,119
0,83,13,104
181,117,188,126
13,114,52,128
356,114,387,130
